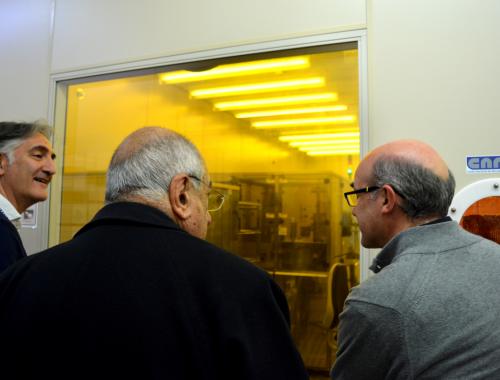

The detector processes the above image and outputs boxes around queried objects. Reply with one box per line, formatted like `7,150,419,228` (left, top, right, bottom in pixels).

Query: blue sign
466,155,500,173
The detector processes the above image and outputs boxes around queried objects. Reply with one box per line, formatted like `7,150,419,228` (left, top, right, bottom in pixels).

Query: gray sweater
331,220,500,380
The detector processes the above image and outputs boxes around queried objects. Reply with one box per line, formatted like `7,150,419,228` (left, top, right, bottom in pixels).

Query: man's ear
380,184,399,214
0,154,8,176
168,174,192,221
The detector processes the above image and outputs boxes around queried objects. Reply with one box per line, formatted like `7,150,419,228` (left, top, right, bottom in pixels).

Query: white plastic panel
449,178,500,222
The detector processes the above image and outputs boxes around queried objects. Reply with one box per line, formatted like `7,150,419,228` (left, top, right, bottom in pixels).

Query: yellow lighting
298,145,359,152
214,93,338,110
253,115,356,129
289,139,359,147
191,77,325,99
160,56,310,83
279,132,359,142
235,105,348,119
306,149,359,156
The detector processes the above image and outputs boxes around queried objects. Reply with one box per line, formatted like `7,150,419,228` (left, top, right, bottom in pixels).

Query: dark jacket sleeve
331,300,410,380
0,220,27,274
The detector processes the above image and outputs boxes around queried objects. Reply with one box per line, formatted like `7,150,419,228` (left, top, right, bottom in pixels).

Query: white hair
105,130,205,203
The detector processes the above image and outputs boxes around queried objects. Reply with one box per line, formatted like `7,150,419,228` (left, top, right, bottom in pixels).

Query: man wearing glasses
0,127,308,380
331,139,500,379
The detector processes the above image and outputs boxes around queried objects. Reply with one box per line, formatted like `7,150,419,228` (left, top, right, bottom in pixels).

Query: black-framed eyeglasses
188,175,225,212
344,186,380,207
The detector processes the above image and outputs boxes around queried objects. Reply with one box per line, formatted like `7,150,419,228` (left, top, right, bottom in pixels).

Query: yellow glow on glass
190,77,324,99
234,105,348,119
279,132,359,142
214,93,338,110
252,115,356,129
159,56,310,83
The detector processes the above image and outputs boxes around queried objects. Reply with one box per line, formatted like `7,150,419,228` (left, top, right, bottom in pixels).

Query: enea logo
466,155,500,173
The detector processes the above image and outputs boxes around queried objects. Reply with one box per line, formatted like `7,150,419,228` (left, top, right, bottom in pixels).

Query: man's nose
43,157,56,176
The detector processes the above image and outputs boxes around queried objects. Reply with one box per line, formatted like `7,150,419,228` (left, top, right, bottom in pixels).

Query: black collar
75,201,182,237
421,216,452,226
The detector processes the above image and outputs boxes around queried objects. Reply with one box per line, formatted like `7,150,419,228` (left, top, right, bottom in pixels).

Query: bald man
0,127,308,380
331,140,500,379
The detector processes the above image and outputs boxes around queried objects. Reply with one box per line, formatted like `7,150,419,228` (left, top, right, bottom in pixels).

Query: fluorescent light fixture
191,77,324,99
298,145,359,152
214,93,338,110
306,149,359,156
252,115,356,129
235,105,348,119
289,139,359,147
279,132,359,142
278,127,359,136
159,56,310,83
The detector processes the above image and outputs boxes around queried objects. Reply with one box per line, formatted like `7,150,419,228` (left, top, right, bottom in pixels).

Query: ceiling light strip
253,116,356,129
214,93,338,110
160,56,310,83
306,149,359,156
298,145,359,152
191,77,325,98
235,105,348,119
289,139,359,147
279,132,360,142
279,127,359,136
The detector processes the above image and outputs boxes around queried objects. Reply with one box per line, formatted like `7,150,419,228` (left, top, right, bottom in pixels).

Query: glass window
54,43,361,372
460,196,500,244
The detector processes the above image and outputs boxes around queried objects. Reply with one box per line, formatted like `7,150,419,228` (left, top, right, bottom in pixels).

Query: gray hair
371,156,455,219
105,129,205,203
0,121,52,163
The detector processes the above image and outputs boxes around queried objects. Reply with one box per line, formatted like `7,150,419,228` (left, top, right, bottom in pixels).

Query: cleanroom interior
53,43,360,371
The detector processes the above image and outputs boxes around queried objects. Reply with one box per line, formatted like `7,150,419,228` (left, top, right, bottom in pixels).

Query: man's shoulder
350,226,500,310
39,216,269,285
469,232,500,252
0,210,13,227
0,219,27,273
174,234,271,283
347,264,410,310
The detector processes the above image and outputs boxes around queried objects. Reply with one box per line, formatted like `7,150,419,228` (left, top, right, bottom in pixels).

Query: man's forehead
17,133,56,158
352,159,372,187
19,133,51,146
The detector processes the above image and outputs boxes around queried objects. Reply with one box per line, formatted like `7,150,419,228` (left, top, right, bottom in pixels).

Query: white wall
50,0,366,72
367,0,500,191
0,0,53,119
0,0,54,253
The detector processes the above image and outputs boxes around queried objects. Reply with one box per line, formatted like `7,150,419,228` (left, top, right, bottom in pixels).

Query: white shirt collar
0,193,21,222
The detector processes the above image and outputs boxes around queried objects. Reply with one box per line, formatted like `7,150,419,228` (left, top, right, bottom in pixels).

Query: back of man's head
371,156,455,219
368,140,455,220
105,127,205,203
0,121,52,163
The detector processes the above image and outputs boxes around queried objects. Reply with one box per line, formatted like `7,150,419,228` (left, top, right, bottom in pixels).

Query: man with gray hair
0,121,56,273
0,127,308,380
331,140,500,379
